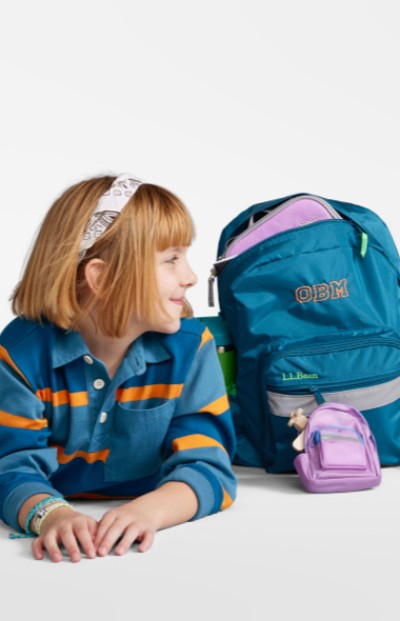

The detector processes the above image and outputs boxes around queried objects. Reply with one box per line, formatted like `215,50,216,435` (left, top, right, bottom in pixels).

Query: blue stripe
0,426,51,454
188,463,223,515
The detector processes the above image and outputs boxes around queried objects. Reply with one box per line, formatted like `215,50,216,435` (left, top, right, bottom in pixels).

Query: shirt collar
123,332,171,376
51,327,171,372
52,328,89,368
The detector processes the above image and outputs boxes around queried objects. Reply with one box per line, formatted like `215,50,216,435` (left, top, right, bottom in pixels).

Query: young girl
0,173,237,562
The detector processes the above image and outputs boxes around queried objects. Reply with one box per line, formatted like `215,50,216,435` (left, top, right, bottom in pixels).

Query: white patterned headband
79,173,142,261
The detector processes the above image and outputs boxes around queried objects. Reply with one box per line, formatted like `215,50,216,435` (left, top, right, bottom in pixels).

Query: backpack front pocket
263,331,400,472
312,427,367,470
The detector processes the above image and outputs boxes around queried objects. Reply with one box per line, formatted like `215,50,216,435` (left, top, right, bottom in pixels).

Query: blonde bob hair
12,175,194,337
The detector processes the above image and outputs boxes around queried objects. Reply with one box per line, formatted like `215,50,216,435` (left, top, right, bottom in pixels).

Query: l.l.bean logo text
295,278,349,304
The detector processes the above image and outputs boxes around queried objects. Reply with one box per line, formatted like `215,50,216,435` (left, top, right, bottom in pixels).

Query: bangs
125,183,194,252
154,205,194,251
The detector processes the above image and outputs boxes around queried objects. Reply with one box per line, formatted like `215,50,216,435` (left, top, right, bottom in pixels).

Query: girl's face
152,246,197,333
82,247,197,340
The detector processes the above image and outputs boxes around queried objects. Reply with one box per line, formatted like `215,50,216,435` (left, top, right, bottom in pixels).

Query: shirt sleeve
0,351,61,532
157,330,237,520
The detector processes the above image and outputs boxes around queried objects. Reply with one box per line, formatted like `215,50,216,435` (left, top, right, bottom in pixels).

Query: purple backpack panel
294,402,381,493
225,196,341,258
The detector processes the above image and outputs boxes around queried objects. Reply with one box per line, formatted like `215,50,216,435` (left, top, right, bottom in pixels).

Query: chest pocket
105,400,175,482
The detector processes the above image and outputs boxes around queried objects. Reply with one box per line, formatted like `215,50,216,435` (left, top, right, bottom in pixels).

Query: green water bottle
197,315,237,397
216,345,237,397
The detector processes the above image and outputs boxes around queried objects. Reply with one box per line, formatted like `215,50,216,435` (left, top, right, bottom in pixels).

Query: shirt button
83,355,94,364
93,378,105,390
99,411,107,423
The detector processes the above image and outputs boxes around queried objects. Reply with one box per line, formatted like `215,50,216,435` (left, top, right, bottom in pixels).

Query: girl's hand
94,483,197,557
94,501,158,556
32,506,98,563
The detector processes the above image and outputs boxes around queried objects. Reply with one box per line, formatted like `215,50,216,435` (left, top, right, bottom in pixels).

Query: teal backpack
207,193,400,473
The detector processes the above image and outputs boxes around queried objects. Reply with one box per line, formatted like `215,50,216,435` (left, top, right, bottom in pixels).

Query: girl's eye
166,255,179,264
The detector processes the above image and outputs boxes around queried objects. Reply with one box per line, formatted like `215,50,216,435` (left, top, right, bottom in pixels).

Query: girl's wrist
126,496,163,531
34,502,74,535
25,497,74,535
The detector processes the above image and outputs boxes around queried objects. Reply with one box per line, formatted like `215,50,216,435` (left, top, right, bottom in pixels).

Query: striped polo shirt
0,316,237,532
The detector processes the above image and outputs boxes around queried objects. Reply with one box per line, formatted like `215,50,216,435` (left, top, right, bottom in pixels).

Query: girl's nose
182,259,198,288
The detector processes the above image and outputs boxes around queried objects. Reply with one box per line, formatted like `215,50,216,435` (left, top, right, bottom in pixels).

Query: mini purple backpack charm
288,403,381,493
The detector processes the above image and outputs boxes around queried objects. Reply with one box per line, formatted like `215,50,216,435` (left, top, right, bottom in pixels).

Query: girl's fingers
88,518,98,540
73,522,97,559
32,516,98,563
32,536,45,560
32,513,154,561
114,525,141,556
59,528,82,563
94,514,115,548
97,520,127,556
40,534,64,563
137,530,155,553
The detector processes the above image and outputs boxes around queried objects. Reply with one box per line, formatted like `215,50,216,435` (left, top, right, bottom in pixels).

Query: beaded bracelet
29,499,63,535
35,501,73,536
24,496,63,535
24,496,72,536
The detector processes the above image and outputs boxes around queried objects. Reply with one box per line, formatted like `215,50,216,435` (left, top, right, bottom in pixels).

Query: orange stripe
199,394,230,416
199,327,213,349
0,345,31,387
221,487,234,510
0,409,48,430
36,388,88,407
171,433,227,454
116,383,183,402
56,446,110,465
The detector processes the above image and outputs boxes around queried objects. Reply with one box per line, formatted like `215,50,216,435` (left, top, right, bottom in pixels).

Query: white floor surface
1,465,399,621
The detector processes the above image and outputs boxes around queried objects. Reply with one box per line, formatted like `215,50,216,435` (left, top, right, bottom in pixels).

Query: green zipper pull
360,232,368,258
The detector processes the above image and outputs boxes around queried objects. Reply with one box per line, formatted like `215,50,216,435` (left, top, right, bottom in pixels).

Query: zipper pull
208,256,234,307
350,220,368,258
360,232,368,258
208,267,216,307
310,386,325,405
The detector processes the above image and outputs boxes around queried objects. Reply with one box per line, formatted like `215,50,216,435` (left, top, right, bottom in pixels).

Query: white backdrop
1,0,399,327
1,1,400,619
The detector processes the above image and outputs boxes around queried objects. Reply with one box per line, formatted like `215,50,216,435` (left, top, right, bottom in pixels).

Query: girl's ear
84,259,106,295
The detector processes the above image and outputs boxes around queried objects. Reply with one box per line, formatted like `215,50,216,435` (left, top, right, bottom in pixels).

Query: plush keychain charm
287,407,308,451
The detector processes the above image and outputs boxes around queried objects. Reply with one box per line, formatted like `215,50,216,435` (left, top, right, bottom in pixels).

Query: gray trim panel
267,377,400,417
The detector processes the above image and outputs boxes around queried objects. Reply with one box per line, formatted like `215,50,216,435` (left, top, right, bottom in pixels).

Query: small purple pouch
225,195,341,258
294,403,381,493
